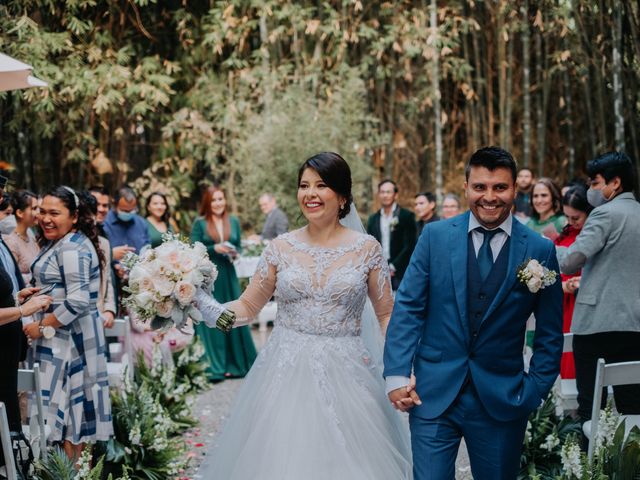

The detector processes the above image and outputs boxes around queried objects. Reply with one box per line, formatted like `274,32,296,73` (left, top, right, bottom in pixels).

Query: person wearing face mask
557,151,640,428
103,186,150,280
0,192,16,235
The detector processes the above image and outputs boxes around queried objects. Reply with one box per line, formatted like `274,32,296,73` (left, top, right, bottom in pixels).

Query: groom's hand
388,375,422,412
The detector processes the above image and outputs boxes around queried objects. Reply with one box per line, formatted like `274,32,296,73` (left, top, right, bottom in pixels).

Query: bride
196,152,412,479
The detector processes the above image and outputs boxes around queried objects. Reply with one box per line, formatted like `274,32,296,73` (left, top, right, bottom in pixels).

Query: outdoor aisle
185,327,473,480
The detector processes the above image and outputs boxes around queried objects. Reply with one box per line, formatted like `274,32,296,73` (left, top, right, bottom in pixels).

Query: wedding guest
88,185,110,237
191,185,257,380
414,191,439,237
103,186,149,273
554,183,592,380
557,151,640,425
0,192,16,235
81,191,116,329
103,186,149,308
526,178,566,240
145,191,175,248
514,167,534,219
258,193,288,240
367,180,416,290
3,190,40,284
441,193,462,219
24,186,113,461
0,268,51,464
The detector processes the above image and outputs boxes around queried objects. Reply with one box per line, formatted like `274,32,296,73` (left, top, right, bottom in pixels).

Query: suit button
479,294,486,300
472,330,478,338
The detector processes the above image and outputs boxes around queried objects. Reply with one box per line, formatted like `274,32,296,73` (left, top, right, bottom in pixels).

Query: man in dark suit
367,179,416,290
384,147,563,479
258,193,289,240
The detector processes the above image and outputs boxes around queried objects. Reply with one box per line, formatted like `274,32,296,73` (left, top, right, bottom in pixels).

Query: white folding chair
555,333,578,414
17,364,47,460
0,402,17,480
585,358,640,460
105,316,133,388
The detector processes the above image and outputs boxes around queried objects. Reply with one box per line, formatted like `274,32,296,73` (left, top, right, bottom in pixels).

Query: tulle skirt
197,326,412,479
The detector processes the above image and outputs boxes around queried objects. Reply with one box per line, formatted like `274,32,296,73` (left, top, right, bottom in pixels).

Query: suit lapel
371,212,382,242
481,219,528,324
450,212,470,338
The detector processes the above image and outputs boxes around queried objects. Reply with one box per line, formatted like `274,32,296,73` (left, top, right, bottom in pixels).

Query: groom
384,147,563,479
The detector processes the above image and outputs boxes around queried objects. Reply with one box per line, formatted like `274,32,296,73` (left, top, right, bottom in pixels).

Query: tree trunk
430,0,443,203
521,0,531,167
534,25,545,177
612,0,625,150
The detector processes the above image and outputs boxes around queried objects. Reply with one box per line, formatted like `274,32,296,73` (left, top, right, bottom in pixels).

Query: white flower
178,251,197,272
129,422,142,446
156,298,175,318
134,291,155,309
526,276,543,293
153,276,175,297
595,404,618,449
175,280,196,306
524,421,532,443
561,440,583,478
543,433,560,452
527,259,544,278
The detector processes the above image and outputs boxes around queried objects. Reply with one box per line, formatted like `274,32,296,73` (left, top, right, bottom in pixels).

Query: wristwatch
39,324,56,340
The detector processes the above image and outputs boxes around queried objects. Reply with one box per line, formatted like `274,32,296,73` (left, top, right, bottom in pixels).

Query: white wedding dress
196,229,412,479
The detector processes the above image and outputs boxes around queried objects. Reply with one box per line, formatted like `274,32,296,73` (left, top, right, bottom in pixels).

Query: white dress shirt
379,203,397,262
385,213,513,394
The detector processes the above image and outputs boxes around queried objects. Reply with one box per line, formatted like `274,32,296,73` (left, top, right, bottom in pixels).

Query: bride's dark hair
298,152,353,219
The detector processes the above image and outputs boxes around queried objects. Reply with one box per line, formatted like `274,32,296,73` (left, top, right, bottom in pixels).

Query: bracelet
17,304,24,319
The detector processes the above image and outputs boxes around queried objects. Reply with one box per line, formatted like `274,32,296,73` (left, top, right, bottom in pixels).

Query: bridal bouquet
122,233,235,331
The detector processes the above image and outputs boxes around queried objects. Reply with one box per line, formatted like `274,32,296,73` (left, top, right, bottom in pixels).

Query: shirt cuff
385,376,410,394
388,263,396,272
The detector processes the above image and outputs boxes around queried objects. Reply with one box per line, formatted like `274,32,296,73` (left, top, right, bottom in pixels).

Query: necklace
15,230,30,243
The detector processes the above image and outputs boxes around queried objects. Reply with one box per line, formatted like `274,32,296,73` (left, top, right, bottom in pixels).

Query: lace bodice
226,229,393,337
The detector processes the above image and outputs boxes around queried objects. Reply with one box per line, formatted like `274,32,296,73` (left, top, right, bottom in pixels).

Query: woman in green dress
526,177,566,239
145,192,174,248
191,185,257,380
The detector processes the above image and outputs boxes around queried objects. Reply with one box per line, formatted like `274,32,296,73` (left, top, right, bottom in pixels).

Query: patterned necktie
476,227,500,280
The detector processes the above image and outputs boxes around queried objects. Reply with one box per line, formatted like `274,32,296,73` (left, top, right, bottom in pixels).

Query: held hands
19,292,53,317
388,374,422,412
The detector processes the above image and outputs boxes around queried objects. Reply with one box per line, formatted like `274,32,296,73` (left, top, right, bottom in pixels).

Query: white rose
175,281,196,306
129,264,152,284
134,291,155,308
193,242,207,258
184,268,204,286
527,260,544,278
178,252,196,273
156,298,175,318
153,276,176,297
527,276,543,293
156,242,181,264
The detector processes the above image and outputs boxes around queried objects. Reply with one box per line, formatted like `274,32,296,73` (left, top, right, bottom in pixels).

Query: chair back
563,333,573,353
0,402,18,480
588,358,640,460
105,317,133,383
17,364,47,459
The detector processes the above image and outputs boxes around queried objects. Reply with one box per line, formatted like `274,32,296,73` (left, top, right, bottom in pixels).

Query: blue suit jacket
383,212,563,422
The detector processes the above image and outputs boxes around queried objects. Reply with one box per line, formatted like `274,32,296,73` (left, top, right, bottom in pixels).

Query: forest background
1,0,638,230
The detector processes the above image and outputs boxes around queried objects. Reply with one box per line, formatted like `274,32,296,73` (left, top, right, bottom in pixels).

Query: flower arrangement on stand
519,393,582,479
134,346,198,432
173,337,209,395
559,406,640,480
100,370,188,480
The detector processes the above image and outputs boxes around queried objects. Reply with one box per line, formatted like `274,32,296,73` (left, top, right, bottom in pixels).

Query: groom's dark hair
465,146,517,183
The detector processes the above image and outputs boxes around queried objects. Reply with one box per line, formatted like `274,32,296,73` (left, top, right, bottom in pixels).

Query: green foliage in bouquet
104,376,187,480
519,393,582,479
34,446,129,480
134,347,198,432
559,407,640,480
173,337,210,395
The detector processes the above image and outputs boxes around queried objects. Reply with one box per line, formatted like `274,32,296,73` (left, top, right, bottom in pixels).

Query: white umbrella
0,52,47,92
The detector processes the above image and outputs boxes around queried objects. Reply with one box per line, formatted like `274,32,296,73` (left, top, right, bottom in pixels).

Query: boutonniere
390,216,399,232
516,258,557,293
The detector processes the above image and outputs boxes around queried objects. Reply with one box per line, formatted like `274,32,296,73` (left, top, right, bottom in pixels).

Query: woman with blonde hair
190,185,256,381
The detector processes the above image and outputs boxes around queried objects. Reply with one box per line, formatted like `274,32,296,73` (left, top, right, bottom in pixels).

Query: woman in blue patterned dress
23,186,112,461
